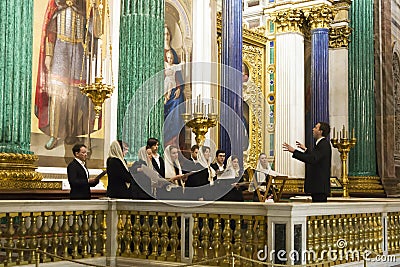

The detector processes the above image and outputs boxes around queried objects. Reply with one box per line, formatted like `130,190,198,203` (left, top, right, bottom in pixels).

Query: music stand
252,169,288,202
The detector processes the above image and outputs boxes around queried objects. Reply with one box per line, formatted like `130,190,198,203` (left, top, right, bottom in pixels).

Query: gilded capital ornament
272,9,305,34
305,5,335,30
329,25,352,48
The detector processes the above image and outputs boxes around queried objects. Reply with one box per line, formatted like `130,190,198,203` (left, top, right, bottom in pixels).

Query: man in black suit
67,144,99,199
210,149,226,176
282,122,332,202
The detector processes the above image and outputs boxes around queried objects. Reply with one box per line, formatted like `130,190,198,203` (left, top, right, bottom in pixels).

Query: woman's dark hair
146,138,159,149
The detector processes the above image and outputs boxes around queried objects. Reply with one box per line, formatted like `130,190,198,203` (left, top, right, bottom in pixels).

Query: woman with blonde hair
106,140,135,199
218,155,244,202
158,145,188,199
129,146,154,200
249,153,273,202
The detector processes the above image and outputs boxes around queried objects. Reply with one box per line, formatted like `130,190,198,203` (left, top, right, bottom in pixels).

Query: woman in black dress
106,140,135,199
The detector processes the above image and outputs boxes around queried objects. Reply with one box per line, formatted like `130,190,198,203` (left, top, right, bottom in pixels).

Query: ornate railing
0,199,399,266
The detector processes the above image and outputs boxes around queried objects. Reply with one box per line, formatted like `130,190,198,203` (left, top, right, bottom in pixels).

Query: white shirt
75,158,89,178
316,137,325,146
217,163,224,171
191,156,198,163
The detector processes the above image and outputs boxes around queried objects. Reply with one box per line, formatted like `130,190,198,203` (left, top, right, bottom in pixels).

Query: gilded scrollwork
304,5,335,30
243,44,264,169
329,25,352,48
0,181,62,190
272,9,305,34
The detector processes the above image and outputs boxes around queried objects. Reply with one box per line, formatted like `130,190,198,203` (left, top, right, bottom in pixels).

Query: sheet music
217,169,236,180
254,169,287,177
141,164,175,188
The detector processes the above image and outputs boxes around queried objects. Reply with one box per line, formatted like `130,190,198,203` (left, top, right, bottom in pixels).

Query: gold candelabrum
330,126,357,198
181,96,218,146
79,77,113,120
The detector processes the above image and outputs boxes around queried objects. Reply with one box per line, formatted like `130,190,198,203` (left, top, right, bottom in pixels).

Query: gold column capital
329,25,352,48
272,8,305,34
304,5,336,30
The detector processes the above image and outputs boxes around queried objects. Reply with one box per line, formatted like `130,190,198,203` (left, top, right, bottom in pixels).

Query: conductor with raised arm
282,122,332,202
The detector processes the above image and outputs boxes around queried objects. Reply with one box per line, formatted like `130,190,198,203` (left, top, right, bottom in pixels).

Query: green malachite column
0,0,33,154
0,0,44,190
118,0,164,161
348,0,377,176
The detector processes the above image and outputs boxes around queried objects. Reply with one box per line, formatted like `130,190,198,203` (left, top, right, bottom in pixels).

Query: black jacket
67,159,98,200
129,160,154,200
106,157,135,199
293,138,332,195
152,156,165,178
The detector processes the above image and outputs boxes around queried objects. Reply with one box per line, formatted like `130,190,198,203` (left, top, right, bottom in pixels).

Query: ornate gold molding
0,180,62,190
243,44,264,169
329,25,352,48
348,176,385,195
304,5,335,30
272,9,305,34
0,152,51,189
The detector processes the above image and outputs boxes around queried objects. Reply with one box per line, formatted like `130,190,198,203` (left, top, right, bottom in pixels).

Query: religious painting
31,0,105,169
164,0,192,148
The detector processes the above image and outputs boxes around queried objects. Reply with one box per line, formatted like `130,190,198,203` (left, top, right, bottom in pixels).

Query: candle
333,127,335,139
91,58,96,83
211,97,214,113
193,103,196,114
352,128,355,139
186,100,189,112
86,56,90,83
97,41,102,77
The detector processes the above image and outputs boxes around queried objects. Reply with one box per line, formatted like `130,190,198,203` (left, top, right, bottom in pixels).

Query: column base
276,176,386,198
0,152,61,190
348,175,386,196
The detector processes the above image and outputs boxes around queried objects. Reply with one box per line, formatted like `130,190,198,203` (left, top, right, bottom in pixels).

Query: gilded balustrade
306,213,383,265
0,200,400,267
0,210,107,265
387,212,400,254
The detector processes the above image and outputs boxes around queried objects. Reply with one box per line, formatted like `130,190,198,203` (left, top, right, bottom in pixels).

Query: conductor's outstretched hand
295,141,306,151
282,142,295,153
